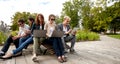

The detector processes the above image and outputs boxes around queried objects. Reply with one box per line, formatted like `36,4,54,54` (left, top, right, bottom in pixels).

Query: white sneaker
64,49,69,53
0,51,4,54
31,55,37,61
0,51,5,56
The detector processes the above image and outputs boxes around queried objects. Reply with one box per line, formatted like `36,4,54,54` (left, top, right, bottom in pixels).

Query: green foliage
81,0,92,30
87,32,100,41
107,2,120,33
55,15,63,24
10,31,18,36
76,30,100,41
82,1,120,32
62,0,81,28
0,32,7,45
76,30,87,41
61,0,120,33
110,17,120,33
11,12,37,31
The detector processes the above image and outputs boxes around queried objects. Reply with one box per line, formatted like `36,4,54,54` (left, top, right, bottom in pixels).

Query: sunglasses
18,23,22,26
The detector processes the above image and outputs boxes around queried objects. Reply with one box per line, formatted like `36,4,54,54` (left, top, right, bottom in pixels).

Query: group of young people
0,14,76,63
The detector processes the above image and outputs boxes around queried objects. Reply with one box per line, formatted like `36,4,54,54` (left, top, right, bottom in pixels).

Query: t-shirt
18,24,30,36
63,26,68,33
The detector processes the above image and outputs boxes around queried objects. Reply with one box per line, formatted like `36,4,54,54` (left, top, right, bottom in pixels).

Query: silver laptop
52,30,64,37
33,30,47,37
33,30,64,37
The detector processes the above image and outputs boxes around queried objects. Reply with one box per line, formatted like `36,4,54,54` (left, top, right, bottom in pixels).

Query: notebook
51,30,64,37
33,30,64,37
33,30,47,37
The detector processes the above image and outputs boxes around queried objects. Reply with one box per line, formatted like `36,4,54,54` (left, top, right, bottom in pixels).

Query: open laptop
33,30,64,37
52,30,64,37
33,30,47,37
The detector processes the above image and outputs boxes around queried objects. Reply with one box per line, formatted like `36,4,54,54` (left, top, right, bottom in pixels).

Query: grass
108,34,120,39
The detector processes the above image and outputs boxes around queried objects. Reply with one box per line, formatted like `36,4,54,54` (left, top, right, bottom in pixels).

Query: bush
76,30,87,41
87,32,99,41
10,31,18,36
0,32,7,45
76,30,100,41
0,31,18,45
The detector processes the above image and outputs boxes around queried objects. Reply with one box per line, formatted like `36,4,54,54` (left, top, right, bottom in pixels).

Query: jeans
63,35,76,50
12,36,33,55
1,35,19,53
19,35,31,49
47,37,64,57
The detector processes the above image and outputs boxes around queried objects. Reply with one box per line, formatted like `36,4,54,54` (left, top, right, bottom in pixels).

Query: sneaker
13,52,22,57
31,55,38,62
0,51,5,56
0,52,13,59
64,49,68,53
70,49,75,53
66,45,70,49
32,56,39,62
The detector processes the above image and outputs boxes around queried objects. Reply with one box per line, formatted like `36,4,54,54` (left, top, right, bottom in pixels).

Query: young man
57,16,76,53
0,19,29,56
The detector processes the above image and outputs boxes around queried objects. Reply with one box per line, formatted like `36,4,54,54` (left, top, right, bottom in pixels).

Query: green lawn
108,34,120,39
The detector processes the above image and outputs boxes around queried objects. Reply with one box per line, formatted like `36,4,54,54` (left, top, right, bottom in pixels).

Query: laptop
33,30,47,37
33,30,64,37
52,30,64,37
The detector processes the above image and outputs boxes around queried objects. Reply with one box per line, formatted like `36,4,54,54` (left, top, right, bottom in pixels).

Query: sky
0,0,67,25
0,0,116,25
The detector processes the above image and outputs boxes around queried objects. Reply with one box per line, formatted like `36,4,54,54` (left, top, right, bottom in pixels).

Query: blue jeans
19,35,31,49
47,37,64,57
12,36,33,55
1,35,19,53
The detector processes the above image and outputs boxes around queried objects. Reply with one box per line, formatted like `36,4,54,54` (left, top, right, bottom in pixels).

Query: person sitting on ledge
0,18,29,56
57,16,76,53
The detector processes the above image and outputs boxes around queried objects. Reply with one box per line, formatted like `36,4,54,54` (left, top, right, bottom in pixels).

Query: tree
61,0,120,32
108,2,120,33
55,15,63,25
81,0,92,30
110,17,120,33
62,0,81,28
11,12,37,31
61,0,95,30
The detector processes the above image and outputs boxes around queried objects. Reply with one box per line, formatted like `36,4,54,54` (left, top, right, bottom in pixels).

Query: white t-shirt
18,24,30,36
63,26,68,33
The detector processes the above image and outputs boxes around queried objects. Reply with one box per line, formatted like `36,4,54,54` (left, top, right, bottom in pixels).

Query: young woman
32,13,45,60
44,14,66,63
